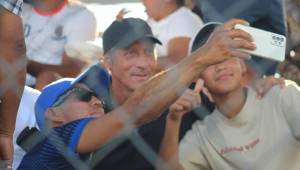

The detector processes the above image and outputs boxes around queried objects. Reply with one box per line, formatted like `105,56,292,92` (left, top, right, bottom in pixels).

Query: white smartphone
234,24,286,62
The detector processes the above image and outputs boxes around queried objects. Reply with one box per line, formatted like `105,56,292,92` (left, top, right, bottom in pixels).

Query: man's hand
252,76,285,98
168,79,203,121
157,80,203,170
0,134,13,163
196,19,256,66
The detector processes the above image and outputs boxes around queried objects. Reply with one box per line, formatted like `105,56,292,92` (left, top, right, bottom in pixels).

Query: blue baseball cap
35,63,111,129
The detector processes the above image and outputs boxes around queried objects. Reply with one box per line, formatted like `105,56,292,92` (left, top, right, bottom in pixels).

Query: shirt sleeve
168,11,203,40
179,121,210,170
66,8,97,43
68,118,93,153
0,0,23,16
278,81,300,140
52,118,93,155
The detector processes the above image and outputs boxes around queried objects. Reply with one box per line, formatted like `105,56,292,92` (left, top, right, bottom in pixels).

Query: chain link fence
1,0,300,169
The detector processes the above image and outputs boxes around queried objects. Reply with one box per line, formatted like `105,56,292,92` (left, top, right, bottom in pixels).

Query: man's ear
239,58,247,74
45,108,64,125
103,55,112,71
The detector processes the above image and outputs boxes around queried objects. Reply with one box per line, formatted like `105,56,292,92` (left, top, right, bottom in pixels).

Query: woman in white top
142,0,204,70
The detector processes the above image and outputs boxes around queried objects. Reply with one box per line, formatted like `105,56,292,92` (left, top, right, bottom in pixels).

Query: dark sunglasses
53,87,101,107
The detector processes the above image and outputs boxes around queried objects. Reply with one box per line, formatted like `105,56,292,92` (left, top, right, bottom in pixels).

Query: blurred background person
185,0,204,19
22,0,97,90
0,0,26,168
142,0,204,70
194,0,286,78
279,0,300,85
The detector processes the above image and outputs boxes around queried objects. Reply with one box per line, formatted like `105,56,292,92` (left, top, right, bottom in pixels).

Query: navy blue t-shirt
17,118,92,170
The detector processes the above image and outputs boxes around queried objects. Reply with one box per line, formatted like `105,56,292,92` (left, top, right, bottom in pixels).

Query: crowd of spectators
1,0,300,170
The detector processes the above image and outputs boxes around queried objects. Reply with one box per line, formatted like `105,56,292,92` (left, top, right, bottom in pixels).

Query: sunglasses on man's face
53,87,101,107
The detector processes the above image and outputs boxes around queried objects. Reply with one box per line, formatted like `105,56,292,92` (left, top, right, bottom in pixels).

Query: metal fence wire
1,0,300,169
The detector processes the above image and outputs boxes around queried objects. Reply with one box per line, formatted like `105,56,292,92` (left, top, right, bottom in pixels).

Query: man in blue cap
17,77,107,169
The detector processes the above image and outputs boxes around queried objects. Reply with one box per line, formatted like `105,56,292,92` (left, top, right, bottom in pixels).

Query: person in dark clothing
195,0,286,76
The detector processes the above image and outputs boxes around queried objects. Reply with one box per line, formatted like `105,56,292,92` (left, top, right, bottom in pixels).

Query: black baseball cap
191,22,221,52
102,18,162,55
